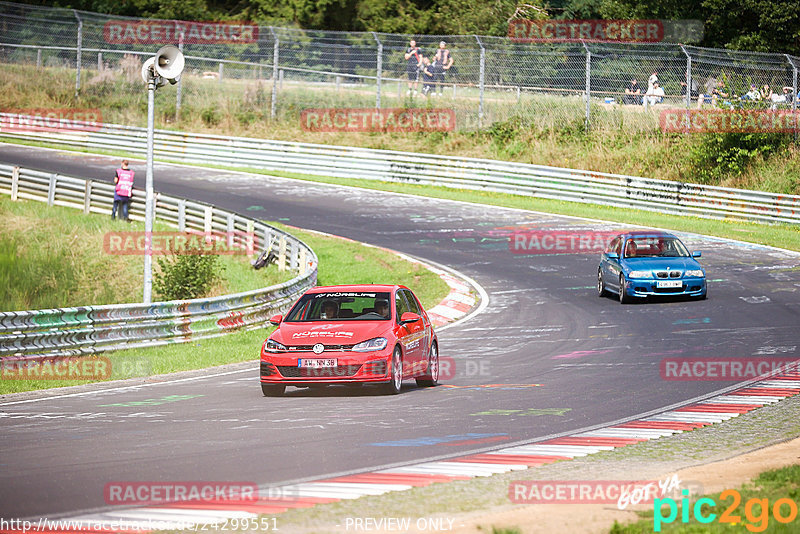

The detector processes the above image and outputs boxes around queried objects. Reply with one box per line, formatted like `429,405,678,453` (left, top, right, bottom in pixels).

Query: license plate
298,359,337,368
657,280,682,288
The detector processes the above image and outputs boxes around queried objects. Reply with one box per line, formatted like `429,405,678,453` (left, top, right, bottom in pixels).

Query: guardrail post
178,199,186,231
278,236,286,272
289,240,298,271
582,40,591,131
204,205,213,234
299,248,307,275
48,174,56,206
262,227,271,254
373,32,382,109
475,35,485,128
11,166,20,201
226,213,235,249
83,181,91,214
269,27,279,119
73,10,82,96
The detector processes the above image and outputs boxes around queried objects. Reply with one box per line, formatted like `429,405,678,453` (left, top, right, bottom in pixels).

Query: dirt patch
438,436,800,534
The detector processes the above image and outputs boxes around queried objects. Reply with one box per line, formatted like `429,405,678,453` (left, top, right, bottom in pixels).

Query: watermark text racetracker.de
508,19,703,43
103,231,256,256
105,481,258,506
661,357,800,380
103,20,258,44
660,109,800,133
0,108,102,133
1,356,111,381
510,230,619,255
300,108,455,132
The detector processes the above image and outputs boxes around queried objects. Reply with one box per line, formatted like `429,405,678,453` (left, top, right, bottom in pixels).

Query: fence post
97,52,102,71
475,35,485,128
373,32,382,109
176,36,184,119
582,40,591,131
218,62,224,82
681,45,692,109
11,166,19,201
36,48,41,68
73,10,82,96
269,27,279,119
786,55,798,140
83,180,91,214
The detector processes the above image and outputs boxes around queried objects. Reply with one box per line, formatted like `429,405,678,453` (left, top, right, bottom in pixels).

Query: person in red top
112,159,134,221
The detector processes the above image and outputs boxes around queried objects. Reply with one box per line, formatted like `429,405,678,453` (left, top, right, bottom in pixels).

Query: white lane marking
575,428,680,439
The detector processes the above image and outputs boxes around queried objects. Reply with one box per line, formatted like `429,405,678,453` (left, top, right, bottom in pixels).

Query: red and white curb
42,372,800,532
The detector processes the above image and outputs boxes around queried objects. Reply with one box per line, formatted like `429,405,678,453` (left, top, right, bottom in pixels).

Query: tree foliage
22,0,800,55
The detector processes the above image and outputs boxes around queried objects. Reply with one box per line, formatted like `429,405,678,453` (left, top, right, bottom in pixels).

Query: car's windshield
624,237,689,258
285,291,392,321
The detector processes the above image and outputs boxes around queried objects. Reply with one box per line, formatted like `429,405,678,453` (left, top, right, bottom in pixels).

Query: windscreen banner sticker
314,292,377,298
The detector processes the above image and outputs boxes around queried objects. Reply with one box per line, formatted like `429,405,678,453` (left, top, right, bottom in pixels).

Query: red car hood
273,321,391,345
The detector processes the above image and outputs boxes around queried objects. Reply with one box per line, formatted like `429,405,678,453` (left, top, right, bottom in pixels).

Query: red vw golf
260,285,440,396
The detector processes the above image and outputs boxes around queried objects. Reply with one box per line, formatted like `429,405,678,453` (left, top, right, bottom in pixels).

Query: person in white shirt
644,81,665,106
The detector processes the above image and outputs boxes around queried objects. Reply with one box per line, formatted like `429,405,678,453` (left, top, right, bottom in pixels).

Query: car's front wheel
597,269,608,297
382,347,403,395
416,343,439,387
261,383,285,397
619,274,631,304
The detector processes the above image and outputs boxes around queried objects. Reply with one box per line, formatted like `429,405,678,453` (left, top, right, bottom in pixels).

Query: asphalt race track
2,144,800,520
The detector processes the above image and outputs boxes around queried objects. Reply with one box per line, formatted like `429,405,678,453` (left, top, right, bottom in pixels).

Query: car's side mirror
399,312,421,325
269,314,283,326
607,252,619,259
692,251,702,258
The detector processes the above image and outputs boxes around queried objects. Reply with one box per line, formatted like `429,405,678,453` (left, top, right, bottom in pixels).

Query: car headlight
264,338,287,353
352,337,388,352
628,270,651,279
684,269,705,277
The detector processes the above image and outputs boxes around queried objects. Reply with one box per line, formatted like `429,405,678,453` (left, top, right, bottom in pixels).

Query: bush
153,250,222,301
689,132,790,184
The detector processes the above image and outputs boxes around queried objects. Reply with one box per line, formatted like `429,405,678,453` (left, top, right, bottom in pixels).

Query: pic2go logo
654,489,799,532
438,357,490,380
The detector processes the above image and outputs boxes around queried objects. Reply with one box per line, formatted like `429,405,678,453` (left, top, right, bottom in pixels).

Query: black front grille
656,271,682,278
362,360,387,375
277,365,362,378
260,362,278,376
654,285,685,293
286,345,354,352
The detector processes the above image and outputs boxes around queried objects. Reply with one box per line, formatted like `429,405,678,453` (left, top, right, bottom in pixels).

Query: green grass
0,217,450,394
609,464,800,533
0,196,291,311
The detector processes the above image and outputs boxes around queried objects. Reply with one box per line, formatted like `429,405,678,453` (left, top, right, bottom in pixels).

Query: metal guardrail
0,162,318,358
1,115,799,225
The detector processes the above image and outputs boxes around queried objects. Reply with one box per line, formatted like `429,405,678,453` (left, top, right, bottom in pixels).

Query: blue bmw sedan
598,231,707,303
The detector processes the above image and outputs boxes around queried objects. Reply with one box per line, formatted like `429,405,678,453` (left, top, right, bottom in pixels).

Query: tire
261,383,285,397
382,347,403,395
416,343,439,387
597,269,608,298
619,274,631,304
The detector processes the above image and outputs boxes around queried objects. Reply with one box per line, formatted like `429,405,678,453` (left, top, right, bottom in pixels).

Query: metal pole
582,41,590,131
373,32,382,109
74,10,82,96
270,27,278,119
143,77,156,304
681,45,692,109
176,36,184,118
475,35,485,128
786,55,798,141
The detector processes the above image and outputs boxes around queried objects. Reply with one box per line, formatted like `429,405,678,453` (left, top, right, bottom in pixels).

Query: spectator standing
433,41,454,96
647,71,658,92
404,39,422,95
112,159,134,221
624,78,641,105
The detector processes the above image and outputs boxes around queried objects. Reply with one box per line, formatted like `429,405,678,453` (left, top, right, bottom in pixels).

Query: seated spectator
760,84,772,101
644,81,665,106
783,86,797,108
679,79,699,101
624,78,642,105
711,80,730,108
697,77,717,108
741,84,761,102
648,71,658,92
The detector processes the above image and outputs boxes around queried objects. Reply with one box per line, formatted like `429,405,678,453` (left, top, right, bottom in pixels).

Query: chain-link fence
1,0,798,133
